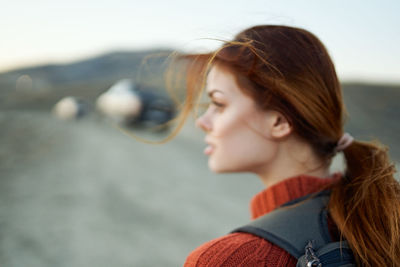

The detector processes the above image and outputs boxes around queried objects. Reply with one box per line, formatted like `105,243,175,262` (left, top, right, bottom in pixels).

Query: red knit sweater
184,174,341,267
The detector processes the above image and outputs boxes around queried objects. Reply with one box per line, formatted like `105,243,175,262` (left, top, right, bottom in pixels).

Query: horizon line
1,48,399,87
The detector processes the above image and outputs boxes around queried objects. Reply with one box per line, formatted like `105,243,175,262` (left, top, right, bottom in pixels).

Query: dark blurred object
132,85,175,128
96,79,174,129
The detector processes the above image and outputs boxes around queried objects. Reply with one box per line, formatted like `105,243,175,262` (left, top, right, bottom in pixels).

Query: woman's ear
268,111,292,139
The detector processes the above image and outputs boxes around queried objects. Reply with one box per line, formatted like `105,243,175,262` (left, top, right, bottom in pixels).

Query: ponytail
329,140,400,266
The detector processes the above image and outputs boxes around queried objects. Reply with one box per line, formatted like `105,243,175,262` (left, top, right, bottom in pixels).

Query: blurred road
0,111,261,267
0,111,397,267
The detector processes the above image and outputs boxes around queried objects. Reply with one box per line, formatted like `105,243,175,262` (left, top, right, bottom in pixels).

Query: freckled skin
196,65,278,174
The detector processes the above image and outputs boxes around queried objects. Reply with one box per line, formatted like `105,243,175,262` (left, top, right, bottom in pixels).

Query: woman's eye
210,101,225,110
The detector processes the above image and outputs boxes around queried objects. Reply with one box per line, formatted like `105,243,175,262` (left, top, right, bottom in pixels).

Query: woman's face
196,64,279,174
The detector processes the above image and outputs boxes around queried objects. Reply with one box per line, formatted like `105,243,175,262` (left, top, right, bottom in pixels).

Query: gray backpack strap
232,192,355,266
232,192,332,258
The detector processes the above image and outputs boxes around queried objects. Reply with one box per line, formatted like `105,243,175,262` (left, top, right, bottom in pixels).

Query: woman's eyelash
210,101,225,108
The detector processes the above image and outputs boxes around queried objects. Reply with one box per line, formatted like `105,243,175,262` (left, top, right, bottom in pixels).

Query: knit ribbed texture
184,173,340,267
250,174,340,219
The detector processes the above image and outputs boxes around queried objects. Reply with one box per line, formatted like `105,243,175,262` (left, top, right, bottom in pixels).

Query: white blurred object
53,96,86,120
96,79,142,123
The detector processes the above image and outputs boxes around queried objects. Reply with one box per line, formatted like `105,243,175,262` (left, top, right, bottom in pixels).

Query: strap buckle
305,241,322,267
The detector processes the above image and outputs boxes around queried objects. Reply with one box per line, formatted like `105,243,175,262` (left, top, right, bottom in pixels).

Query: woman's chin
208,158,255,174
208,160,223,173
208,160,234,173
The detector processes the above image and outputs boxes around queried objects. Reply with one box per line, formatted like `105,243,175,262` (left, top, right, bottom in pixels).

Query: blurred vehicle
96,79,175,129
53,96,89,120
96,79,142,124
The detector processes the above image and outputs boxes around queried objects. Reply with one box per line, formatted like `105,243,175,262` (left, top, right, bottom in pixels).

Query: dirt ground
0,110,397,267
0,110,264,267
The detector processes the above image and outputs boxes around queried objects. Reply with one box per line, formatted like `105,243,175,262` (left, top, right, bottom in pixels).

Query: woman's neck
255,136,331,188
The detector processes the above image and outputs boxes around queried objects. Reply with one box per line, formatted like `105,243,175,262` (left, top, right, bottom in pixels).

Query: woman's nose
196,114,212,132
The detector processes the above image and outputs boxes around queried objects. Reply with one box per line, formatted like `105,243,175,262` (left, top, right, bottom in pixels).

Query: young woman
169,25,399,266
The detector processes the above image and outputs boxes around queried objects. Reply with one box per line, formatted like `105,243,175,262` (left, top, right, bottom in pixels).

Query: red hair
168,25,399,266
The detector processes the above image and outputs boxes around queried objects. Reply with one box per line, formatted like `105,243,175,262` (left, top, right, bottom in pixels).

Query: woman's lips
204,144,214,155
204,137,215,155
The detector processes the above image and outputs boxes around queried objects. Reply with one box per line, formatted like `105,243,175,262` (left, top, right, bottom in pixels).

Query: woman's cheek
214,113,238,135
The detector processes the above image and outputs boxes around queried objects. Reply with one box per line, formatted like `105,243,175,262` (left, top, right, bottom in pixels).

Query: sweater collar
250,173,341,220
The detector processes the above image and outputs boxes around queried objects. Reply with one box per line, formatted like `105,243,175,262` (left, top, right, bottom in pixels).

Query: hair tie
334,133,354,153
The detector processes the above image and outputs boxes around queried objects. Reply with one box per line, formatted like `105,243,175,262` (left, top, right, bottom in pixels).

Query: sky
1,0,399,84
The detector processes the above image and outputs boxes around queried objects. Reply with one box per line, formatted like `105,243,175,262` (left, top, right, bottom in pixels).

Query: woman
169,25,399,266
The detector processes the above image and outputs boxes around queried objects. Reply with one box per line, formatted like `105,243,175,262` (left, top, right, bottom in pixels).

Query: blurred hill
342,83,400,161
0,49,399,161
0,49,172,86
0,49,172,111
